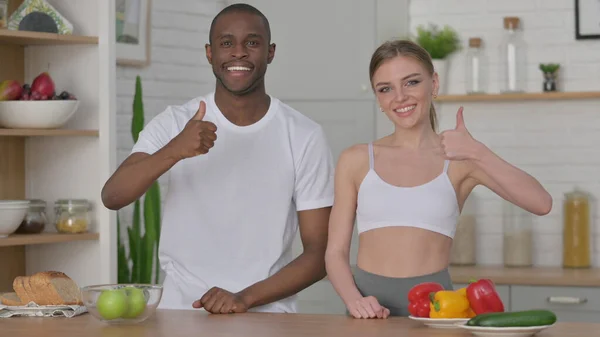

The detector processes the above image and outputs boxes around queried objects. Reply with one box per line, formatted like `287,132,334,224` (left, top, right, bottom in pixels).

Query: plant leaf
142,196,155,284
144,181,162,284
131,76,144,143
130,199,142,283
414,24,461,59
117,214,131,284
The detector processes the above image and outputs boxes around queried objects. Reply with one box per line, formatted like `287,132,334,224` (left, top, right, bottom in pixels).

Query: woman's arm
468,143,552,215
441,107,552,216
324,146,365,306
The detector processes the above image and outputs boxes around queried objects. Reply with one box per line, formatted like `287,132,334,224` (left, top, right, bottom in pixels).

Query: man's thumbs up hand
165,100,218,160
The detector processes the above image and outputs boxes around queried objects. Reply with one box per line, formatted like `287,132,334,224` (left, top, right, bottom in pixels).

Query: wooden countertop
449,265,600,287
1,310,599,337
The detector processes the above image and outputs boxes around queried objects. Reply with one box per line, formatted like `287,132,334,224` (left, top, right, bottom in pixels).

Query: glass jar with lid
503,201,533,267
450,196,478,266
54,199,91,234
563,189,591,268
16,199,47,234
499,17,527,93
465,37,487,94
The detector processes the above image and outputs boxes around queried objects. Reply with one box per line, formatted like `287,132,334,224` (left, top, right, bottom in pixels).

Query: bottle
450,196,477,266
499,17,526,93
563,189,591,268
503,201,533,267
465,37,486,94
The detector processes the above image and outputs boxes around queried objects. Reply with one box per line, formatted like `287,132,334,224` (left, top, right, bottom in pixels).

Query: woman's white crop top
355,143,460,238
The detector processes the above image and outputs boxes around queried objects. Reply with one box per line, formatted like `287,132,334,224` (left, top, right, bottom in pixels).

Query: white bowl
0,100,80,129
0,200,30,237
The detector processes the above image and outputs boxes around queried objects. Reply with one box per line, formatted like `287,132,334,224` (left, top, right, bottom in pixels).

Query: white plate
1,305,73,311
455,322,554,337
408,315,470,329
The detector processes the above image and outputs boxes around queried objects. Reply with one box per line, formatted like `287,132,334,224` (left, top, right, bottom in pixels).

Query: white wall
115,0,225,236
410,0,600,266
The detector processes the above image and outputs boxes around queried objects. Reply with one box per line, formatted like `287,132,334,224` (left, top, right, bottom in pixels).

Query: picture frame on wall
575,0,600,39
116,0,151,67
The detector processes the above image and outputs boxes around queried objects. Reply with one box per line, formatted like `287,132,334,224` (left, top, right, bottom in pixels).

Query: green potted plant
117,75,162,285
414,24,461,94
539,63,560,92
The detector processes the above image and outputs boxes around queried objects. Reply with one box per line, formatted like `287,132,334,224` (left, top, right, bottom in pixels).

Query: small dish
408,315,470,329
455,322,554,336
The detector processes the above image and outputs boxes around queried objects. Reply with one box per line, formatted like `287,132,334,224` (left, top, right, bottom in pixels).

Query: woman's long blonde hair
369,40,438,131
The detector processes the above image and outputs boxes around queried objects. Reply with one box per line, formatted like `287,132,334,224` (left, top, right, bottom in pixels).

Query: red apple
31,72,55,98
0,80,23,101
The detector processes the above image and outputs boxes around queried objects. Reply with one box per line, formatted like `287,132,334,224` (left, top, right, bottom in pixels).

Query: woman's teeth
394,105,416,113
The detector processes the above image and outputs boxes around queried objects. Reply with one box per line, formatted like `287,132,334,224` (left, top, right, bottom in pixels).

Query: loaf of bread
0,271,83,306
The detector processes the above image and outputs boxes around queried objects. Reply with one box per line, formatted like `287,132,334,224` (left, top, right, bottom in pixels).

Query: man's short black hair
208,3,271,45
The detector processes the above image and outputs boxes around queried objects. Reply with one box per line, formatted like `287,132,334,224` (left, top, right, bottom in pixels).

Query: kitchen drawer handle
546,296,587,304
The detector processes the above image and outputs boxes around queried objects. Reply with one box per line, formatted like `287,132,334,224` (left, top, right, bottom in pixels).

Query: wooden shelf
0,29,98,46
0,129,99,137
435,91,600,102
0,232,99,247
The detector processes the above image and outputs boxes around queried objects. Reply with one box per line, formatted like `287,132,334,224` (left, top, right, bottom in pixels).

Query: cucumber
466,310,557,327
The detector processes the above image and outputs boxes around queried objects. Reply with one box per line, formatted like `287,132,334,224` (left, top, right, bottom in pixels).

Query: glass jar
450,214,477,265
54,199,91,234
465,37,486,94
16,199,47,234
499,17,527,93
503,201,533,267
563,189,591,268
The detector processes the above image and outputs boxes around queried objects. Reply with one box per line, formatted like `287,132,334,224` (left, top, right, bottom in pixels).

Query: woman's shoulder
339,143,369,162
337,143,370,173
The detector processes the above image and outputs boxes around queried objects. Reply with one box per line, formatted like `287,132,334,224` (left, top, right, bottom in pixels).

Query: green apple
122,287,147,319
96,289,128,320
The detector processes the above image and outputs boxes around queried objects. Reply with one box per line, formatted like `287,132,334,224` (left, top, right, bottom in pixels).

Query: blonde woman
324,40,552,319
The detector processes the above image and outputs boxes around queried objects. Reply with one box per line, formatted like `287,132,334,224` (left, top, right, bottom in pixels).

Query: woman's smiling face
372,55,439,130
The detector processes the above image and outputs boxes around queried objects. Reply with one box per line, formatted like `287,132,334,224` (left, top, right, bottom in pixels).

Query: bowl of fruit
80,284,163,324
0,72,79,129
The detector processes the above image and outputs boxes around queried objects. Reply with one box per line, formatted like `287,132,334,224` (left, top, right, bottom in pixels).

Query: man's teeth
227,66,251,71
394,105,416,113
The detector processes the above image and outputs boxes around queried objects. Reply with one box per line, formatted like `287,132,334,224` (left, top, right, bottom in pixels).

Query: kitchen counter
449,265,600,287
1,310,599,336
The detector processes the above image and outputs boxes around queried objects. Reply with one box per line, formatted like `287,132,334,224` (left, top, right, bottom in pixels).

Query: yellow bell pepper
429,290,472,319
456,287,477,318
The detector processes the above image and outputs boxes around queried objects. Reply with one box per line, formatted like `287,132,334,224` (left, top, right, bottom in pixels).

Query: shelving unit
435,91,600,102
0,233,100,247
0,0,116,292
0,29,99,45
0,129,99,136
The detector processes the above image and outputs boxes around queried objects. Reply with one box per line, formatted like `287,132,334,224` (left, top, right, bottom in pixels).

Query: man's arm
238,206,331,308
102,101,216,210
101,150,179,210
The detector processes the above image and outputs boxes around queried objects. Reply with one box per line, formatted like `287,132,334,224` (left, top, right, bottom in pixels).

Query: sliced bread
13,276,33,305
29,271,82,305
0,292,22,306
3,271,82,306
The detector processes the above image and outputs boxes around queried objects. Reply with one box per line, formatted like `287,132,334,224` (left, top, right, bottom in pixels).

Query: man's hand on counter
192,287,249,314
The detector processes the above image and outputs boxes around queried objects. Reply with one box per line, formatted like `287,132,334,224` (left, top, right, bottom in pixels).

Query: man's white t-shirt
130,92,334,313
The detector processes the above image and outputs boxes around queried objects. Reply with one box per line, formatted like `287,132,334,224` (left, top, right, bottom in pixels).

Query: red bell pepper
466,279,505,315
407,282,444,317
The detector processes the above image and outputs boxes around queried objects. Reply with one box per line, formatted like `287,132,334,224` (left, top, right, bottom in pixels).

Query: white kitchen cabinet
511,285,600,323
